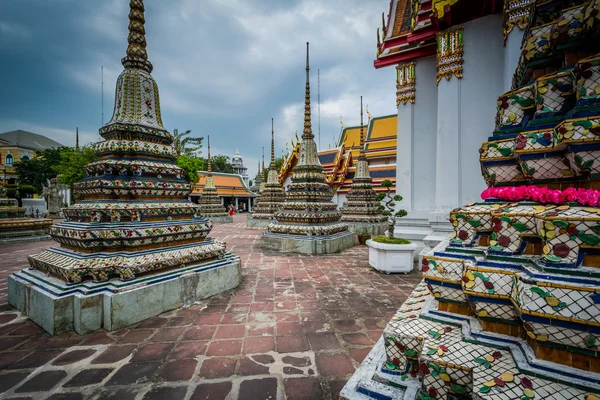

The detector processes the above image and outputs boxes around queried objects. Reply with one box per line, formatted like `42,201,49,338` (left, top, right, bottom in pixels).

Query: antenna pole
318,68,320,150
101,66,104,126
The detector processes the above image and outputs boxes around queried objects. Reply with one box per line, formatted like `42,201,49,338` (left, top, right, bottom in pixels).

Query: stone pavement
0,214,422,400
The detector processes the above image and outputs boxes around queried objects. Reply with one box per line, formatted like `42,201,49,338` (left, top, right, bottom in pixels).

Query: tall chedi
262,43,354,254
8,0,241,336
247,118,285,228
340,96,387,239
197,136,231,223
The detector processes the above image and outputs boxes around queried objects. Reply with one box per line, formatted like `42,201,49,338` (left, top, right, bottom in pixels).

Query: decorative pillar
503,0,533,91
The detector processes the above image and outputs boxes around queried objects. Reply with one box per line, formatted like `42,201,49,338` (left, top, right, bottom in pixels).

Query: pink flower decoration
480,185,600,206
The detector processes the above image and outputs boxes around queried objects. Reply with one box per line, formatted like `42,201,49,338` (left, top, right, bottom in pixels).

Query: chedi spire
122,0,153,73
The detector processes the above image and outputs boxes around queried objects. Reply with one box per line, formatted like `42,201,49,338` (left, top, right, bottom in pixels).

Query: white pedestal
366,239,418,274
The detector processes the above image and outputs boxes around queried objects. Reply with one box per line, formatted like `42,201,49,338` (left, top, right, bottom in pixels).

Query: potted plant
367,180,416,273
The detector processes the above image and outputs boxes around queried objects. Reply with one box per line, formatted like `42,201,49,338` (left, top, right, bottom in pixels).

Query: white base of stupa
245,217,273,229
260,231,355,255
8,252,241,335
208,215,233,223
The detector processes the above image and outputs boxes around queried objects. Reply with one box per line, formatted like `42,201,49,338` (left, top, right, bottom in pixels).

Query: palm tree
173,129,203,157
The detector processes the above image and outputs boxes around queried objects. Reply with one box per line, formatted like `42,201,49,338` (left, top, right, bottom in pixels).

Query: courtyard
0,214,421,400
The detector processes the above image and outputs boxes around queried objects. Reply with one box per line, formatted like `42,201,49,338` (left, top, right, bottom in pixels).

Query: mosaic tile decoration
396,62,416,106
27,0,227,283
436,25,464,84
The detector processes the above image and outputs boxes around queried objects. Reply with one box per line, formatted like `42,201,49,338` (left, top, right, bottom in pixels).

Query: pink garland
481,186,600,206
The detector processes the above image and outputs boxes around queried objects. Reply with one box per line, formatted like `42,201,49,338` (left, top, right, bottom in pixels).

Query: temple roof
0,130,63,150
193,172,256,197
375,0,503,69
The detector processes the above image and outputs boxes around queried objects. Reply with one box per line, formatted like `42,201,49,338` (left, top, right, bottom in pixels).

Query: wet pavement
0,214,421,399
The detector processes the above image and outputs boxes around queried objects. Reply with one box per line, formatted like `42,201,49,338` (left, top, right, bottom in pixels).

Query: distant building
191,171,256,212
231,149,249,186
0,130,64,185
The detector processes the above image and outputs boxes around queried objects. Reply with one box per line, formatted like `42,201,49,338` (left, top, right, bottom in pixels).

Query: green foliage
176,156,206,185
372,236,411,245
13,147,66,191
54,146,98,188
378,179,407,239
209,155,234,173
173,129,203,157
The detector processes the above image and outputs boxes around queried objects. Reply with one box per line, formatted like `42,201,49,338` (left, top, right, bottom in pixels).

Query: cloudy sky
0,0,396,178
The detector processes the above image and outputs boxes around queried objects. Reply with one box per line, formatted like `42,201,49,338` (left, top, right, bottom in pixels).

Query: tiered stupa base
9,242,241,335
261,228,355,255
344,221,388,237
246,215,273,229
341,275,600,400
0,198,52,243
207,215,233,224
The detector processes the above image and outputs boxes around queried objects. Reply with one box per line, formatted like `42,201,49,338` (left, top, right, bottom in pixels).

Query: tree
176,155,206,187
209,155,234,173
13,147,66,191
173,129,203,157
376,180,407,238
54,146,98,189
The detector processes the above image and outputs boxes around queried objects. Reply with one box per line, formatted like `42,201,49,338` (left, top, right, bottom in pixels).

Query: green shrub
19,185,38,195
371,236,411,245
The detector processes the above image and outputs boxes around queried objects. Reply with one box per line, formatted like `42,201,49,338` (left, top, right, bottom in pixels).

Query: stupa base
207,215,233,224
7,252,241,335
0,218,53,244
261,231,354,255
245,217,272,229
344,221,388,236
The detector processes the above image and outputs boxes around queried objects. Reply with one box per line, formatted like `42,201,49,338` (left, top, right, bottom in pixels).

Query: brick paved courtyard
0,214,421,400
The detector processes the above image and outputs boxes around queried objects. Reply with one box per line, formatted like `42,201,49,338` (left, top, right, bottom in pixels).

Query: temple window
5,154,13,165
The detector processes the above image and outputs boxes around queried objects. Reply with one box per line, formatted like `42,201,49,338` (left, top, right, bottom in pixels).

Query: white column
248,198,252,212
235,197,239,208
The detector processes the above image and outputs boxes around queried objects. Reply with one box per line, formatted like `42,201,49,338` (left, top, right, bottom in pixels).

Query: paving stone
169,341,207,359
238,377,278,400
282,355,311,367
199,357,236,379
251,354,275,364
118,330,154,343
9,350,62,369
190,382,232,400
0,351,28,368
15,370,67,393
247,324,275,337
142,386,187,400
277,322,303,335
63,368,112,387
206,339,243,356
243,337,275,353
349,347,372,363
135,317,168,329
307,332,341,351
52,349,96,366
81,332,114,346
183,326,216,341
0,371,30,393
106,362,160,385
316,353,355,376
341,333,374,346
333,319,362,332
215,324,246,339
0,313,18,323
96,389,138,400
132,343,173,362
277,336,309,353
157,359,197,381
284,377,324,399
92,345,136,364
238,357,270,375
150,327,185,342
46,394,84,400
195,313,222,325
283,366,304,375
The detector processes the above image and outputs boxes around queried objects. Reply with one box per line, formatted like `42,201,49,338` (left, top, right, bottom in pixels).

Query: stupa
340,96,388,239
0,186,52,243
197,136,232,223
343,1,600,398
251,160,262,194
247,118,285,228
261,43,354,254
8,0,241,335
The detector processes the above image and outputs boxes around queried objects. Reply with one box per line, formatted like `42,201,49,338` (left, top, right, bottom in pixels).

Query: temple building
191,172,256,213
262,43,354,254
0,130,63,185
8,0,241,335
343,0,600,399
247,119,285,228
231,149,249,186
368,0,536,258
279,114,397,207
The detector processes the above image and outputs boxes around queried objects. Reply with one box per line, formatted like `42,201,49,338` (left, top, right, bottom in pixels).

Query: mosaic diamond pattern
533,70,575,118
495,85,535,129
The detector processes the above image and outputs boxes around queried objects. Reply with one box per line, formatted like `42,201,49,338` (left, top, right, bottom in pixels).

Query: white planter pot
366,239,418,274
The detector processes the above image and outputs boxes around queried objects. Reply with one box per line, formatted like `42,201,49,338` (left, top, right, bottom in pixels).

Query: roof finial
207,135,212,175
270,118,275,168
359,96,366,160
262,146,265,172
302,42,313,141
121,0,153,73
